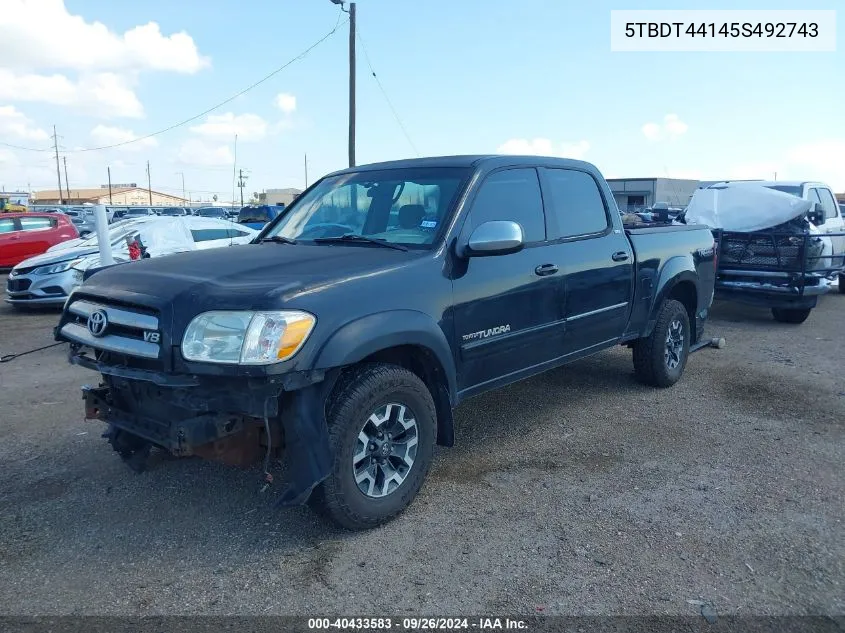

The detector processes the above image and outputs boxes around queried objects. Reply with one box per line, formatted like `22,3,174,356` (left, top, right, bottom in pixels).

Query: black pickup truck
55,155,716,529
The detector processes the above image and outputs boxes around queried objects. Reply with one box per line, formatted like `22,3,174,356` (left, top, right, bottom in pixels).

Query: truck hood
77,243,418,314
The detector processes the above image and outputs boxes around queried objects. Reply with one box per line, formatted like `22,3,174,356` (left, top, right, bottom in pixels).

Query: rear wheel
838,274,845,294
771,307,812,324
308,364,436,530
632,299,690,388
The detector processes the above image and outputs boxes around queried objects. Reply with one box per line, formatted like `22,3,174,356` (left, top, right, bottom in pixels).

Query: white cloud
0,0,209,74
177,139,234,166
0,148,19,165
0,1,209,120
728,140,845,191
190,112,268,142
0,70,144,118
497,138,591,160
642,114,688,142
275,93,297,114
0,105,48,141
90,125,158,150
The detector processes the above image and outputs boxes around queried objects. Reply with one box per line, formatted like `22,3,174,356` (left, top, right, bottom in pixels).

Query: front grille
59,298,162,360
720,237,802,269
7,278,32,292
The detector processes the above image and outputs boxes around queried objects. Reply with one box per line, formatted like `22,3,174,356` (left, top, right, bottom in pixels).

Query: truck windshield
263,167,470,248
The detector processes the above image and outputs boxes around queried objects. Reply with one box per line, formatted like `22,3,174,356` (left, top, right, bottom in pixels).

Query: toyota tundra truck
55,155,717,529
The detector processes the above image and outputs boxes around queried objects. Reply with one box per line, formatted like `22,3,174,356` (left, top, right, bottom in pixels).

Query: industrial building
33,185,187,206
259,188,302,206
607,178,700,213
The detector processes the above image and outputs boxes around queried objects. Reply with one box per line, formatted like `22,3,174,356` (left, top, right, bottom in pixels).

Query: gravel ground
0,278,842,617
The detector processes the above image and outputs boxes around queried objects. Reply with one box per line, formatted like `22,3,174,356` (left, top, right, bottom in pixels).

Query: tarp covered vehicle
684,182,845,323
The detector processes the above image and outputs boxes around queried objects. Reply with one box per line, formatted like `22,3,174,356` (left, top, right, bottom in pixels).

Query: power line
355,24,419,157
0,12,346,154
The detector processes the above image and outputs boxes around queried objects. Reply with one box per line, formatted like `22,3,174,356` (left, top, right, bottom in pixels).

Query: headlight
33,259,80,275
181,310,316,365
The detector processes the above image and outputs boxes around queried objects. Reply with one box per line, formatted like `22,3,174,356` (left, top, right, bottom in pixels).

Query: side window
807,188,822,205
190,228,229,242
0,218,17,234
227,228,252,239
470,168,545,242
544,169,609,238
817,188,839,221
19,217,55,231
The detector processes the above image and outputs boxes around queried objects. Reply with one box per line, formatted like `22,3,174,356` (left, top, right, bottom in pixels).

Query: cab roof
328,154,597,175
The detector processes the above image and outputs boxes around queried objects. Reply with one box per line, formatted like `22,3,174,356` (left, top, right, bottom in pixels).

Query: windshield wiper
314,234,408,251
260,235,298,245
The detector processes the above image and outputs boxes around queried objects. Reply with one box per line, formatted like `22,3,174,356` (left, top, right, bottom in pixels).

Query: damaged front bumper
72,347,335,506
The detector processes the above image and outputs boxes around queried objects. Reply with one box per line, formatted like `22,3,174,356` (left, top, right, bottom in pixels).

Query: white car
6,216,257,307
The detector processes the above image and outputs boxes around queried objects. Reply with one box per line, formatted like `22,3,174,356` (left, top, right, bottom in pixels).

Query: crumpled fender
274,376,336,506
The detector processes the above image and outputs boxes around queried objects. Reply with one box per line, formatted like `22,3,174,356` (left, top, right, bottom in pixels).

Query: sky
0,0,843,204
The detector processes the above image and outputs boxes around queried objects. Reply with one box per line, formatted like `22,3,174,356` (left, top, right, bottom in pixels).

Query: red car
0,213,79,268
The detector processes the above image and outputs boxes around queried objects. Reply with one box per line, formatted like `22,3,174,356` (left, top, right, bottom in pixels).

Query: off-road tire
632,299,690,388
771,307,812,324
308,363,436,530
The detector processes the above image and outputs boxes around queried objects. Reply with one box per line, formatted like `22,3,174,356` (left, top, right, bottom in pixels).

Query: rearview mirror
466,221,524,257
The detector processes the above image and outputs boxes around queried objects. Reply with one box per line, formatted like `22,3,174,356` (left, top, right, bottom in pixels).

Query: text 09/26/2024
610,9,836,52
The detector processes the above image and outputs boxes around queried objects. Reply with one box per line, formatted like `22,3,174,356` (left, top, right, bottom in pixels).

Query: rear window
765,185,803,197
238,206,271,223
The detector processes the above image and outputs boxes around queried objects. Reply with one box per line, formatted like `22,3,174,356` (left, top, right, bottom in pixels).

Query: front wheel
308,364,436,530
632,299,690,388
771,307,812,324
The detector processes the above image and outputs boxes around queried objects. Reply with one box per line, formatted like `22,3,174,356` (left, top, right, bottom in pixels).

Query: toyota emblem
87,310,108,337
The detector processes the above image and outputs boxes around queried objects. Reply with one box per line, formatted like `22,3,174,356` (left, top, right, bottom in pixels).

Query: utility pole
330,0,356,167
52,125,63,204
348,2,356,167
237,169,248,207
146,160,153,205
62,156,71,201
107,166,113,204
232,134,238,210
175,171,186,204
304,153,309,188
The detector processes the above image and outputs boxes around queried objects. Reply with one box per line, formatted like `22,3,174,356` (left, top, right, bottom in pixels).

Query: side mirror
465,220,524,257
808,202,825,224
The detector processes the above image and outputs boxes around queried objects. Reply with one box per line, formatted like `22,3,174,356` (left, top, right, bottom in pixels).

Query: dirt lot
0,278,842,617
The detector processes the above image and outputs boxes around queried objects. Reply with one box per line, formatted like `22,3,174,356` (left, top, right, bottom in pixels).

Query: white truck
685,180,845,322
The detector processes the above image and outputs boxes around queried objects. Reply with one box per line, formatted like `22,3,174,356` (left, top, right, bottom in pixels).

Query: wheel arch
647,257,699,343
313,311,457,447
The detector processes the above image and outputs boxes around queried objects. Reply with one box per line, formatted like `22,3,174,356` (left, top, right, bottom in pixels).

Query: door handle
534,263,559,276
611,251,630,262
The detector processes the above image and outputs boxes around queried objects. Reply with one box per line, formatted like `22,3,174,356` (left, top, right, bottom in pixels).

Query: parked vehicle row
6,216,257,307
0,213,79,268
53,155,717,530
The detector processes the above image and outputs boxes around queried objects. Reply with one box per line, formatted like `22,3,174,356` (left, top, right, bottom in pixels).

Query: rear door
17,215,58,260
0,217,23,266
540,167,634,356
452,167,565,393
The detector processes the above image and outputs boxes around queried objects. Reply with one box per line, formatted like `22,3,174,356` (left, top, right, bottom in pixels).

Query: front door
539,167,634,356
813,187,845,264
452,168,564,394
